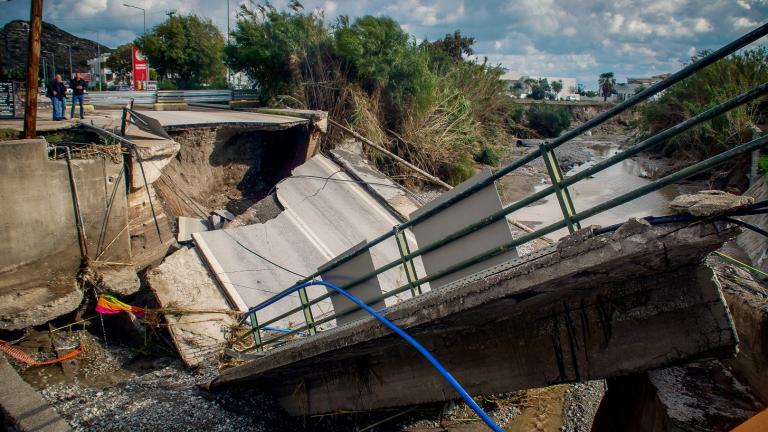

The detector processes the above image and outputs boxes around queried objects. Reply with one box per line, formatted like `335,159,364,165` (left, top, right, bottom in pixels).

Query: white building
614,74,670,101
501,72,579,100
87,53,113,89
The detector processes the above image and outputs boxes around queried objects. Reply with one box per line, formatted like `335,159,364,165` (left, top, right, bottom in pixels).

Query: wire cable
246,280,504,432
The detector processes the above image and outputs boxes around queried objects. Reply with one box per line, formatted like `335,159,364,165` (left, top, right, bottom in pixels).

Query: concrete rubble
146,247,237,368
669,189,754,217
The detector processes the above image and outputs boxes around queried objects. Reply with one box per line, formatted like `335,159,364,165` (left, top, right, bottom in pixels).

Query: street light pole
64,44,73,77
123,3,146,36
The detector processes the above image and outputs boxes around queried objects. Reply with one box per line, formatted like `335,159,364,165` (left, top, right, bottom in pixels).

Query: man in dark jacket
70,73,87,119
46,74,67,120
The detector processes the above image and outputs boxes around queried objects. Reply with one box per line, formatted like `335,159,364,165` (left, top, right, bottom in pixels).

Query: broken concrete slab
670,189,754,217
146,247,238,368
124,125,181,190
211,221,738,415
411,169,518,291
194,155,425,327
97,266,140,296
330,141,421,221
592,360,763,432
213,209,236,221
138,110,308,131
178,217,209,243
0,356,73,431
0,270,83,331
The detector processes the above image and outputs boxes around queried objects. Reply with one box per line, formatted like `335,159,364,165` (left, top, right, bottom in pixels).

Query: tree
335,15,410,88
598,72,615,101
528,78,551,100
226,4,330,101
551,79,563,96
105,43,133,84
135,14,225,89
424,30,474,62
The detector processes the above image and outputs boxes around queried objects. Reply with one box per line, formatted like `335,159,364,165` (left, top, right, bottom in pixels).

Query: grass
0,128,21,141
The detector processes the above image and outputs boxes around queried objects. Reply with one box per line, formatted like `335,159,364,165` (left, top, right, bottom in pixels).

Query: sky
1,0,766,89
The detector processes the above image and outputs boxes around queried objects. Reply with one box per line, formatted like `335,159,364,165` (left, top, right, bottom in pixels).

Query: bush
158,79,179,90
759,154,768,174
636,47,768,160
526,105,571,137
474,146,500,166
447,159,476,185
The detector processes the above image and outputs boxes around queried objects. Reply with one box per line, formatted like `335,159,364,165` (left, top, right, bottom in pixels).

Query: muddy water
511,141,678,240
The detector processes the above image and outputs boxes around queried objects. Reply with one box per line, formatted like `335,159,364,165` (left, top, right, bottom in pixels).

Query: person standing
46,74,67,120
70,73,87,119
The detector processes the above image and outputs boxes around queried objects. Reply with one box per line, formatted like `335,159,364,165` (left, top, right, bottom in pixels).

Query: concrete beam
211,220,738,415
0,357,72,431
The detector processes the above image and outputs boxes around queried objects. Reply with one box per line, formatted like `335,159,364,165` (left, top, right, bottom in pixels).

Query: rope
0,340,83,366
713,251,768,279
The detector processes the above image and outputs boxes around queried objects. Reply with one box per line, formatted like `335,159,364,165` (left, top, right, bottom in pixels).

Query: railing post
539,142,581,233
299,287,317,335
394,226,421,297
249,311,263,352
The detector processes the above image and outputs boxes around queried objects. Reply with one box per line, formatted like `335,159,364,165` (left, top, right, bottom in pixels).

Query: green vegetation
225,2,516,182
474,145,501,166
759,155,768,174
526,105,572,137
0,128,20,141
105,43,133,84
135,14,225,89
636,47,768,161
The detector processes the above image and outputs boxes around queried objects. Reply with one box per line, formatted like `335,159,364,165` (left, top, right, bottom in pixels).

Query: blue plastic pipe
246,280,504,432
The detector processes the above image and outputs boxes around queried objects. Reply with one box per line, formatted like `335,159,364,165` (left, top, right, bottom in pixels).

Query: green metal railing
239,23,768,352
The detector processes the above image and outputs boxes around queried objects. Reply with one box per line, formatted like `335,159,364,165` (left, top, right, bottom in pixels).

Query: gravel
41,360,294,432
561,380,607,432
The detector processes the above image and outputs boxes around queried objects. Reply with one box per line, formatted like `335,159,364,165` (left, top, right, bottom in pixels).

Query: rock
611,217,652,239
669,190,754,217
98,266,140,296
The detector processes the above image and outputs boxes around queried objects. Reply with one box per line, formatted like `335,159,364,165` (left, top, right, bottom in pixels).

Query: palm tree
598,72,615,101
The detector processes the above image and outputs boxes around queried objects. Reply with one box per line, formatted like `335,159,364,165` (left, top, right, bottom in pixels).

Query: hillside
0,20,111,79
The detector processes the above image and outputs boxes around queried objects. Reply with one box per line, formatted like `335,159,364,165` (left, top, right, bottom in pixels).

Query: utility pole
23,0,43,138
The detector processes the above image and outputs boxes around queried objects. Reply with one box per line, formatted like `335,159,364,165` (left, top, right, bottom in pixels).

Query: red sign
132,46,149,90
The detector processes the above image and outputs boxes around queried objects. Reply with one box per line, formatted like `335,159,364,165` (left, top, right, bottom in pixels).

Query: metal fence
228,23,768,352
85,89,258,106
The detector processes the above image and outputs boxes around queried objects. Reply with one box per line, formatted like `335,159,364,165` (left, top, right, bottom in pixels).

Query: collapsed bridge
202,23,768,419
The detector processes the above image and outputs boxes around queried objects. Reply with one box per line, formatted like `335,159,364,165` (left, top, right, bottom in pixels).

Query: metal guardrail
86,91,155,105
85,89,259,105
228,23,768,352
156,90,232,103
